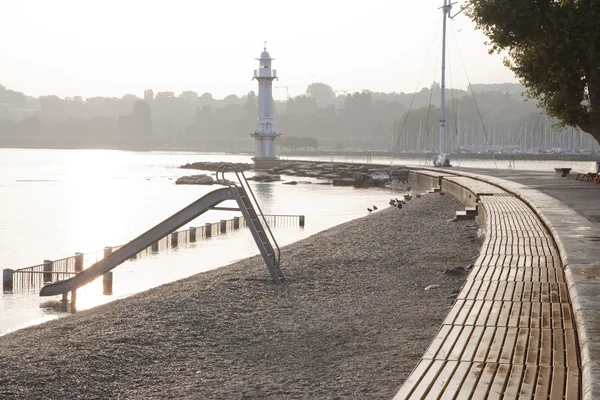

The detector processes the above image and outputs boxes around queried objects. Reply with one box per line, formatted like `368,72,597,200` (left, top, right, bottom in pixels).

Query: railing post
299,215,305,227
103,246,113,295
2,268,13,293
205,223,212,238
171,232,178,248
75,252,84,272
189,226,197,242
43,259,53,283
220,220,227,234
233,216,240,230
151,241,159,253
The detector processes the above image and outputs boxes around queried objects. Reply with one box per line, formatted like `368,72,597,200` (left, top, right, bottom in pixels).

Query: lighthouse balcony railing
253,69,277,78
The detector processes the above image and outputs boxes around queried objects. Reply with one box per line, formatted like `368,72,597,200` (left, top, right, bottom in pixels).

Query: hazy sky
1,0,518,100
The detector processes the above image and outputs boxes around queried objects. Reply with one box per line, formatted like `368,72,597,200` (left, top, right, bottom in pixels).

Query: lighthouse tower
251,44,280,169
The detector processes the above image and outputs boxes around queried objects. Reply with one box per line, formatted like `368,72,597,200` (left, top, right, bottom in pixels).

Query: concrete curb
423,167,600,400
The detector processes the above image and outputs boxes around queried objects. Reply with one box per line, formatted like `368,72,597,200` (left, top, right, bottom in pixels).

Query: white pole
438,0,449,165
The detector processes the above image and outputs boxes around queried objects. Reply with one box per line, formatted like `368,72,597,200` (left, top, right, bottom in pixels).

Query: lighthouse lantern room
251,44,280,169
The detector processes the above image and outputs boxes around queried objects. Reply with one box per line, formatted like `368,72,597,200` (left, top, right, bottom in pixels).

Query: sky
0,0,519,100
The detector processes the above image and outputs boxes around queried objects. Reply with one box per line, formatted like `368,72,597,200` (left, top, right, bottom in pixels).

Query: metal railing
216,164,283,280
3,213,303,294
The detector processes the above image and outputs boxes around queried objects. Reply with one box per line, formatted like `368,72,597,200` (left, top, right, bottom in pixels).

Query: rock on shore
0,194,482,399
175,174,215,185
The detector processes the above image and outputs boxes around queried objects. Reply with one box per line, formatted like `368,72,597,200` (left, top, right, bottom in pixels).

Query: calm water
0,148,593,335
0,149,400,335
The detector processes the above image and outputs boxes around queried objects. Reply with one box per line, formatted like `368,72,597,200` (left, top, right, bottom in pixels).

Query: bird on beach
373,205,378,210
407,186,412,192
397,202,403,209
389,199,396,206
367,207,373,213
416,193,422,198
440,192,447,196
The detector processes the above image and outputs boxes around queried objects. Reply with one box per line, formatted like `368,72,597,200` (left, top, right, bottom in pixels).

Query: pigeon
416,194,422,198
397,202,403,209
440,192,446,196
373,205,378,210
367,208,373,213
407,186,412,191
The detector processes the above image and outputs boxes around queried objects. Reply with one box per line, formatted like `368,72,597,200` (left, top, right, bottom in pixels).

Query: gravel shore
0,194,482,399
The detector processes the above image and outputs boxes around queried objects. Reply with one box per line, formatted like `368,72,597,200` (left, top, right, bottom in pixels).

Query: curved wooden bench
395,172,581,399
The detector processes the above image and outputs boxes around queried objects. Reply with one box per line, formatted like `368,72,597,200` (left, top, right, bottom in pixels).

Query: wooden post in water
171,232,178,248
103,272,113,296
2,269,13,293
299,215,305,227
205,223,212,238
74,252,84,272
220,220,227,234
189,226,197,242
70,288,77,313
61,292,68,312
43,259,53,283
103,247,113,295
233,216,240,230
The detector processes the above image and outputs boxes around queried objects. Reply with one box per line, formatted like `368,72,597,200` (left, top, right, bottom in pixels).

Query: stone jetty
178,160,410,188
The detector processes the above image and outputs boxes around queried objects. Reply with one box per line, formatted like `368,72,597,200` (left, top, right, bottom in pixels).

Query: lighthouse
251,44,280,169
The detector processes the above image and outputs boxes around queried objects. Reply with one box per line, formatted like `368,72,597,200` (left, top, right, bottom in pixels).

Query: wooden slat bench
394,177,581,399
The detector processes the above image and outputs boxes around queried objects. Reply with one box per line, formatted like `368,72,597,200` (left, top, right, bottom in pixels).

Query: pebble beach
0,193,482,399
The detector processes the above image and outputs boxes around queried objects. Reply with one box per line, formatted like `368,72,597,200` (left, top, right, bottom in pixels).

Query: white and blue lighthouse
251,44,280,169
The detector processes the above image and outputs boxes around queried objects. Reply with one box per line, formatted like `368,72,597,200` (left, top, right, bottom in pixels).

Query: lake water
0,148,594,335
0,149,402,335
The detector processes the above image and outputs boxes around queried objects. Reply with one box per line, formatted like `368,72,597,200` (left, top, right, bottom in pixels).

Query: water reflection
253,182,274,206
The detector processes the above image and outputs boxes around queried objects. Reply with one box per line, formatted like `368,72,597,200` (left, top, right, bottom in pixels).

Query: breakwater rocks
180,161,253,172
270,161,410,188
176,160,410,188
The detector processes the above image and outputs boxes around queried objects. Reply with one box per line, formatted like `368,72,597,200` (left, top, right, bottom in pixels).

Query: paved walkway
457,167,600,228
396,172,581,399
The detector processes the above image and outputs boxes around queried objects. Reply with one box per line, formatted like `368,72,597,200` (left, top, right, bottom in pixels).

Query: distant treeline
0,82,597,153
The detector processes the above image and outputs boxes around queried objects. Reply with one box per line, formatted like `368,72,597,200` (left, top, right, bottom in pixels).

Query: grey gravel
0,194,482,400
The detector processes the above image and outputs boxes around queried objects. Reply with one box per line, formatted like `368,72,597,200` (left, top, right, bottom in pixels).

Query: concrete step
465,207,478,216
455,210,476,221
426,187,441,193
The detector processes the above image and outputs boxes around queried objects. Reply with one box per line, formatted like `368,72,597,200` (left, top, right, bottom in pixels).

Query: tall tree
306,82,335,107
466,0,600,143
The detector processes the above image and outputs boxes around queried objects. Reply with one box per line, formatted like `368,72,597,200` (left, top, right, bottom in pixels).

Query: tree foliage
466,0,600,142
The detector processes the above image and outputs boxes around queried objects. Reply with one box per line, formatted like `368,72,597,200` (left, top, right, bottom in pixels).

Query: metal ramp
39,164,283,298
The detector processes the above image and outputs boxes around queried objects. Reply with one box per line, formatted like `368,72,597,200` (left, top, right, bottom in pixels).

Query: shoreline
1,145,598,162
0,193,482,399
